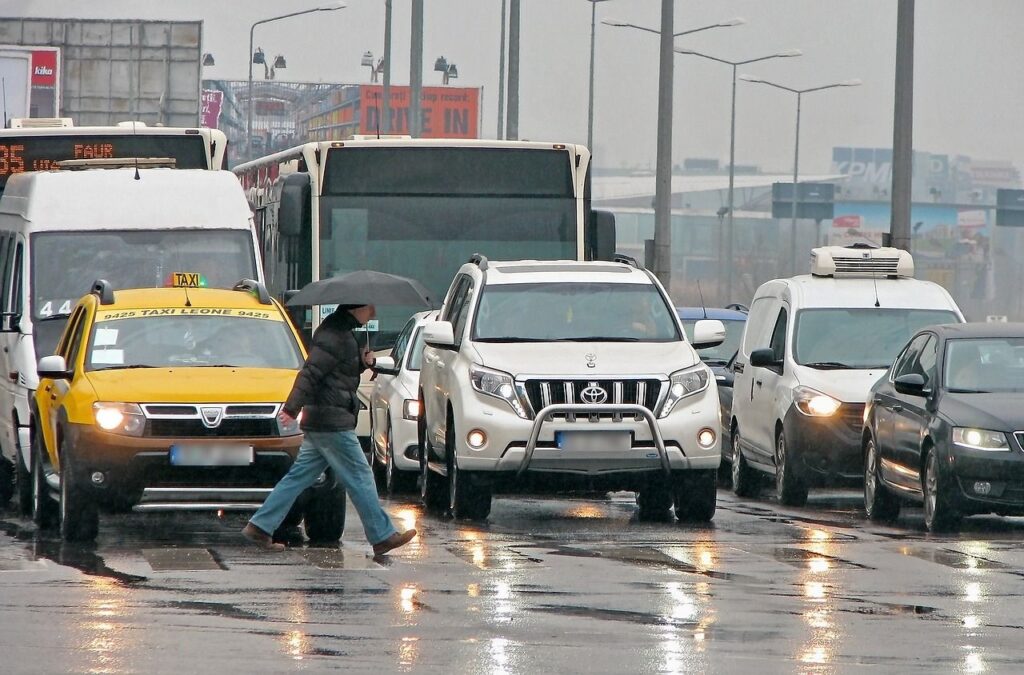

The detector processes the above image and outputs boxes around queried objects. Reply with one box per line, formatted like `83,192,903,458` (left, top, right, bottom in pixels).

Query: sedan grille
523,378,662,419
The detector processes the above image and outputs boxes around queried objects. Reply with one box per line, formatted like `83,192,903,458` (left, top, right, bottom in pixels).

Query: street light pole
497,0,507,139
603,13,744,291
675,48,801,301
247,2,345,162
740,75,862,275
382,0,392,133
586,0,611,153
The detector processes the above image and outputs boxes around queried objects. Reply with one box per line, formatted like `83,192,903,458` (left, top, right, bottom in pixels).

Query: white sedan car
370,310,436,494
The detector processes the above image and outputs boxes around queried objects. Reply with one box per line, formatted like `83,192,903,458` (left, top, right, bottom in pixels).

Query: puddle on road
895,545,1010,571
302,548,386,570
142,548,225,571
769,547,874,570
531,603,698,628
546,544,757,582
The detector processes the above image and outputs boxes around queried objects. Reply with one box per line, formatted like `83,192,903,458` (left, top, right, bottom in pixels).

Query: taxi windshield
85,312,303,371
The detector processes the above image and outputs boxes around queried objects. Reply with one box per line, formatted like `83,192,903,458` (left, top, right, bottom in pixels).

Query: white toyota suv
418,255,726,521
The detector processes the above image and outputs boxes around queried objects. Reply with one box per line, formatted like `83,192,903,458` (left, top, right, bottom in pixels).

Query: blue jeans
249,430,398,546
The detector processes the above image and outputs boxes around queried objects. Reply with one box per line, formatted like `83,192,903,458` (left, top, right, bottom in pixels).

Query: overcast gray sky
5,1,1023,174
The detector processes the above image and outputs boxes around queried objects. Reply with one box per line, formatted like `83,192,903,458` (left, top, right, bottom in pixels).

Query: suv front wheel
447,417,491,520
673,470,717,522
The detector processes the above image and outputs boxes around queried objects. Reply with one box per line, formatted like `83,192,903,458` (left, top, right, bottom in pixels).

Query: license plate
169,444,254,466
555,431,631,453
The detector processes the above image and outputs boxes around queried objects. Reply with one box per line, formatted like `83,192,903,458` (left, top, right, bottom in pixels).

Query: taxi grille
141,403,281,438
523,378,662,418
147,419,277,438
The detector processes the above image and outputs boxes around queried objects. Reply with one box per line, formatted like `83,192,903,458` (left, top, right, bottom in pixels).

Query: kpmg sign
831,147,970,200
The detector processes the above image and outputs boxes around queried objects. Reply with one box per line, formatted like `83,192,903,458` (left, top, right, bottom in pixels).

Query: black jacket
283,310,367,431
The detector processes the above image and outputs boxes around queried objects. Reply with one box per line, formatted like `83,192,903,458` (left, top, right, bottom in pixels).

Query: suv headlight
276,408,302,436
470,364,528,418
659,365,710,418
793,386,841,417
93,402,145,436
953,427,1009,451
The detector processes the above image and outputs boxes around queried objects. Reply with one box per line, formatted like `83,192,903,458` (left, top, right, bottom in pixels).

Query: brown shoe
242,522,286,552
372,529,417,556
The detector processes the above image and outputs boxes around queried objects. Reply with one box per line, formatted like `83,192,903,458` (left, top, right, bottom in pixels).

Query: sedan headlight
953,427,1009,451
93,402,145,437
470,364,528,418
793,386,841,417
276,408,302,436
658,365,711,418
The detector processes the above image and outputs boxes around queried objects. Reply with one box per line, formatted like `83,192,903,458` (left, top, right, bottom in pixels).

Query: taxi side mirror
37,354,71,380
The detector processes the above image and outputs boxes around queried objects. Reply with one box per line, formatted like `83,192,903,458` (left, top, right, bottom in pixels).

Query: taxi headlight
794,386,841,417
93,402,145,436
470,364,528,418
953,427,1009,451
658,365,710,418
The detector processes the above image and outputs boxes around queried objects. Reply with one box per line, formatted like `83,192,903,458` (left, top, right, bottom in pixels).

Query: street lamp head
252,47,266,65
202,52,215,67
775,49,803,58
318,1,346,10
447,64,458,80
273,54,287,69
720,17,746,27
434,56,449,72
361,50,374,67
600,18,630,27
839,78,863,87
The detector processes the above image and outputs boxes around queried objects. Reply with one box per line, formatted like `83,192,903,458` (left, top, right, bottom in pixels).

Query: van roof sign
810,245,914,279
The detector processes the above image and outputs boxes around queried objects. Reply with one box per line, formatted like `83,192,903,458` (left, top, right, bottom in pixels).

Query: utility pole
890,0,914,251
497,0,507,139
507,0,521,140
410,0,424,138
652,0,673,288
382,0,392,133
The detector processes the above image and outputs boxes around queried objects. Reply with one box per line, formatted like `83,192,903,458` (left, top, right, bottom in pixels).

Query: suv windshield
473,282,680,342
86,314,303,371
794,308,959,369
945,337,1024,393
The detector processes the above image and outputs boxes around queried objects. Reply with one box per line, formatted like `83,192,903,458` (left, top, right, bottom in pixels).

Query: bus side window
0,232,14,328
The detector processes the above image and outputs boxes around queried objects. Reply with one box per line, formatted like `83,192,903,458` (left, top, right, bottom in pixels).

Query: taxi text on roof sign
170,272,208,288
95,308,281,322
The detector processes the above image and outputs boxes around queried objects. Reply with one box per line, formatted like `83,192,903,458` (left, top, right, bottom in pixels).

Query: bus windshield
319,147,578,346
31,230,258,357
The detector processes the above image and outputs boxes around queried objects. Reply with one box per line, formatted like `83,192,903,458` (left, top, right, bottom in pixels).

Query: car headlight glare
470,364,528,418
953,427,1009,451
658,365,710,418
402,398,421,421
794,386,841,417
93,402,145,436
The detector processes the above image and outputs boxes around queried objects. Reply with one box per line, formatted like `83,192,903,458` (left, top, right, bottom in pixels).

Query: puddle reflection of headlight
808,557,830,574
804,581,826,600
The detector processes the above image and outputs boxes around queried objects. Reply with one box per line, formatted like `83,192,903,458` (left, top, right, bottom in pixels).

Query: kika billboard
360,85,479,139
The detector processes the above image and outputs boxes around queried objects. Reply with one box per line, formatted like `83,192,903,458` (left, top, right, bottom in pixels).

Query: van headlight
793,386,841,417
953,427,1009,451
470,364,528,418
658,365,710,418
93,402,145,436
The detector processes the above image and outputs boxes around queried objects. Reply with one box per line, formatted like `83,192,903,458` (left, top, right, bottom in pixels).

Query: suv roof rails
233,279,272,305
613,253,641,268
468,253,489,271
91,279,115,305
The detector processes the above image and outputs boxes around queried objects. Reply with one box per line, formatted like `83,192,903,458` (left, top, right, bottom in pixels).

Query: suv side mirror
691,319,726,349
749,348,781,369
894,373,926,396
374,356,398,375
423,321,456,349
37,354,71,380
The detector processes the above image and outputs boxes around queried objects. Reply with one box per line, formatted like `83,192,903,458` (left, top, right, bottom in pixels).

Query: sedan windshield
473,282,680,342
794,308,959,369
86,314,303,371
944,337,1024,393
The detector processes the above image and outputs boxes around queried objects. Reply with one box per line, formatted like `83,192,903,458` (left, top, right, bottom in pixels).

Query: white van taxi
728,245,964,506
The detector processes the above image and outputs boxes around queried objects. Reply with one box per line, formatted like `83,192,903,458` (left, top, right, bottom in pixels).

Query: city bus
233,138,615,449
0,119,228,197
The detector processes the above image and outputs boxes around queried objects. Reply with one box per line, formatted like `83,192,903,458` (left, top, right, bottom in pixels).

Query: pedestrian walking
242,303,417,555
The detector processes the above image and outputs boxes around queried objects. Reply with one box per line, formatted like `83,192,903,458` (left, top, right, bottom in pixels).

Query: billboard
360,85,479,138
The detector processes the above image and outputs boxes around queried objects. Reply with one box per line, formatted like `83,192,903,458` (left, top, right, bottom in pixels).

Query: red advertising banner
359,85,479,139
201,89,224,129
30,49,57,86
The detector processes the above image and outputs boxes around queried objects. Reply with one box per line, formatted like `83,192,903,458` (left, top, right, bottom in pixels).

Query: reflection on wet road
4,489,1024,672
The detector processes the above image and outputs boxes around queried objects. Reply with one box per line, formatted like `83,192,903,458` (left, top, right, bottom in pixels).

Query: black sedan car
863,323,1024,532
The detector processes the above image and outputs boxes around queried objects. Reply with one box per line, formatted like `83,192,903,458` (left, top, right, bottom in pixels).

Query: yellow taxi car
31,277,344,542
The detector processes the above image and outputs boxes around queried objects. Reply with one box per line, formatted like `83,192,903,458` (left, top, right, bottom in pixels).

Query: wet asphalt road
1,487,1023,674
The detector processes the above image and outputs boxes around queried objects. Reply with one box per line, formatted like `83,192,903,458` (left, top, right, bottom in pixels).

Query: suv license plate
169,444,254,466
555,431,631,453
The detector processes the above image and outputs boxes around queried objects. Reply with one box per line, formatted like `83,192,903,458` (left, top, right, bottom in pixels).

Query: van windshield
793,308,959,369
30,230,258,358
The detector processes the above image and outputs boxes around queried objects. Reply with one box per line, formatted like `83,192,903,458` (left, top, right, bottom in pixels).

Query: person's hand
278,410,297,427
361,347,376,368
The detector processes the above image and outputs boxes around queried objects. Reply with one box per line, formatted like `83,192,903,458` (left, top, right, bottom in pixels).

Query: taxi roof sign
170,272,207,288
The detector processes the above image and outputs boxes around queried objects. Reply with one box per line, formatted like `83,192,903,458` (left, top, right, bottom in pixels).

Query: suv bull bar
518,403,671,477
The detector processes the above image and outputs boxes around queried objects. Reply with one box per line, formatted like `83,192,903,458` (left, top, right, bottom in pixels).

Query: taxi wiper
190,364,244,368
803,361,854,370
947,387,992,394
93,364,158,371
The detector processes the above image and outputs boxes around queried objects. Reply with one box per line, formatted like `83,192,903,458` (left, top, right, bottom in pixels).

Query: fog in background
5,0,1024,174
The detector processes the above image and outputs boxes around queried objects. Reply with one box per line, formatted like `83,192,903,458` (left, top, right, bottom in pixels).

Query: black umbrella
285,269,434,308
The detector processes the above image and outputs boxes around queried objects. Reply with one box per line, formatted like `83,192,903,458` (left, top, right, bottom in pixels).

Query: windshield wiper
93,365,158,371
947,388,992,394
474,337,553,343
553,336,641,342
36,314,72,322
803,361,855,370
190,364,246,368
